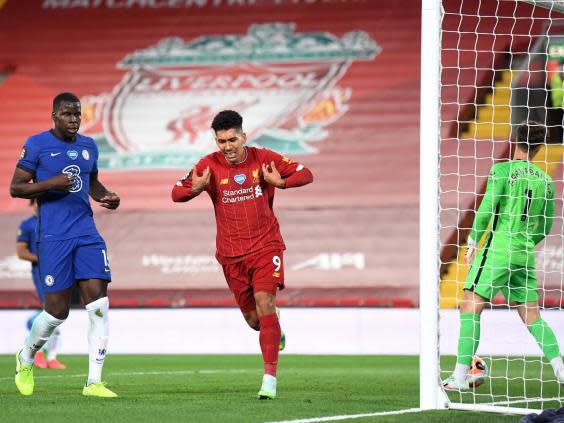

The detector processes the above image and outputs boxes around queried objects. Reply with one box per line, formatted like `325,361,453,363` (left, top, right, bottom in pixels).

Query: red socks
259,313,281,377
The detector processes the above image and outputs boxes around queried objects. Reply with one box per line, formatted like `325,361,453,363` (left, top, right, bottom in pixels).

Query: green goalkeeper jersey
470,160,555,265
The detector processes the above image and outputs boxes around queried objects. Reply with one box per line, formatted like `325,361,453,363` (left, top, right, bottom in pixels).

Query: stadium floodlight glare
421,0,564,416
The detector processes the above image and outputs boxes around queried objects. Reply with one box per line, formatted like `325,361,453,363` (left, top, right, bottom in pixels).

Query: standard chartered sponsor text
222,187,255,203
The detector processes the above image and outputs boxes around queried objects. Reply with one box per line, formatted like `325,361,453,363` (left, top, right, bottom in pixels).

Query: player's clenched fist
99,192,120,210
48,173,76,191
191,166,211,194
262,161,285,189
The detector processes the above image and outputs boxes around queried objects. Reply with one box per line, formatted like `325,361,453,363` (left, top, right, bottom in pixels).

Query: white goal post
420,0,444,412
421,0,564,415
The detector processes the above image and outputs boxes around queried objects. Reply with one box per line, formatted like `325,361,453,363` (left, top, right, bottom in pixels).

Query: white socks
454,363,470,382
85,297,110,385
45,328,61,361
20,311,65,365
550,357,564,376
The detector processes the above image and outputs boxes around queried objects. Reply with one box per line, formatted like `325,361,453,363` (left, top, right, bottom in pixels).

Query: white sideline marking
264,408,422,423
1,368,253,381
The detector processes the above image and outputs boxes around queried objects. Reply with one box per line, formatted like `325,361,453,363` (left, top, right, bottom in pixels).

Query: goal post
419,0,445,411
421,0,564,415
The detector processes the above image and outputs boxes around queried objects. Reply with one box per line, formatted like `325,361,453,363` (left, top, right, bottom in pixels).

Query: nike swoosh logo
50,152,61,157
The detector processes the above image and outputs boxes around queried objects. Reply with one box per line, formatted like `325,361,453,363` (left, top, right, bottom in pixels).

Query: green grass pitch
0,355,560,422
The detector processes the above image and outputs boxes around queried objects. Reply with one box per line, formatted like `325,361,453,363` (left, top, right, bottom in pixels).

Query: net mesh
439,0,564,412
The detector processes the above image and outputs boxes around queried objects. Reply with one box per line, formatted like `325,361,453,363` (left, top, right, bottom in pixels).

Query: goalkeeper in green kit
443,121,564,391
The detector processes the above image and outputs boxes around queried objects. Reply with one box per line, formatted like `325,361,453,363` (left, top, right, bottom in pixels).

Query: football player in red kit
172,110,313,399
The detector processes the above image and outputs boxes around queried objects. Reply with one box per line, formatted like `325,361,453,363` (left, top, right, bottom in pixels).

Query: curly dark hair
211,110,243,133
515,121,547,156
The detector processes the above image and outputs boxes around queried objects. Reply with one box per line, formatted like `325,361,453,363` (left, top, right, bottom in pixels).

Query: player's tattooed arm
9,167,74,198
90,172,120,210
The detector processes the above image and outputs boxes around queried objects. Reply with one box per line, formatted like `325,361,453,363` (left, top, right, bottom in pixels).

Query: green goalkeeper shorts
464,246,538,303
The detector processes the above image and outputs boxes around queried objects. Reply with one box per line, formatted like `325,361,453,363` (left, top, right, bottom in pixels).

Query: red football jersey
172,147,312,264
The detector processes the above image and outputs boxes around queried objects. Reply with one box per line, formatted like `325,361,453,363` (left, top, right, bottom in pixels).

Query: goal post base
448,402,542,416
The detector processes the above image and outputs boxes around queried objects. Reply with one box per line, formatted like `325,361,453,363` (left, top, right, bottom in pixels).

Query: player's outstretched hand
48,173,75,191
464,237,477,265
99,192,120,210
192,166,211,194
262,161,285,188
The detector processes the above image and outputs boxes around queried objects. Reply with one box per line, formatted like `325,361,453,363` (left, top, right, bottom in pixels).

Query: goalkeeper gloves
464,237,477,265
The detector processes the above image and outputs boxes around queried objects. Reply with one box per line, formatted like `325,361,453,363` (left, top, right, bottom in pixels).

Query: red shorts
221,250,285,313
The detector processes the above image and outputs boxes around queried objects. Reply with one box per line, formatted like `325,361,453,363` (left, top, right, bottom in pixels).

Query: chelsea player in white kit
10,92,120,398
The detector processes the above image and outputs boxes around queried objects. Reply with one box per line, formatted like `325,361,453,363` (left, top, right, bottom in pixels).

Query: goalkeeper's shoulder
490,161,510,175
485,161,510,185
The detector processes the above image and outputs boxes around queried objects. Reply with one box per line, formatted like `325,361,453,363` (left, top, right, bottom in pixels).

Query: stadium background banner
0,0,420,308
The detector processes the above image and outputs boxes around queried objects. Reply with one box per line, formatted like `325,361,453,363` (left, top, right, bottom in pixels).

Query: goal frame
419,0,562,415
419,0,446,411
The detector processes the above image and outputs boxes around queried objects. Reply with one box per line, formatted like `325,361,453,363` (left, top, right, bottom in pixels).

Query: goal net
421,0,564,415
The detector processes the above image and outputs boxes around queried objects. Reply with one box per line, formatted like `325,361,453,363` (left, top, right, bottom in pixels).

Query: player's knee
44,305,70,320
525,313,540,327
255,298,276,317
256,305,274,318
51,310,69,320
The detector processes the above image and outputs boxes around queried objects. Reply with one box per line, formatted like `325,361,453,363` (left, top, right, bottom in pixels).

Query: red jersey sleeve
171,158,210,202
264,149,314,189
